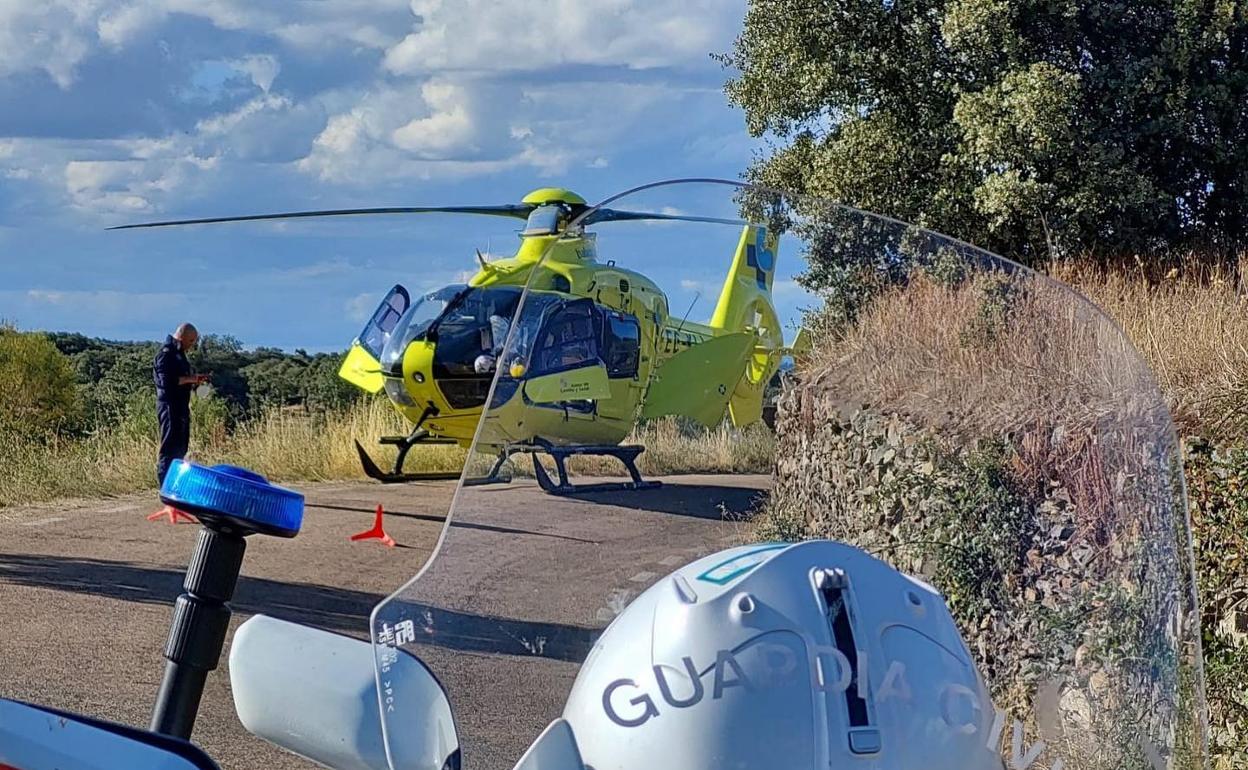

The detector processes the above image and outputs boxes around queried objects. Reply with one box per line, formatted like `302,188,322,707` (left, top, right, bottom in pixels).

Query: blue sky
0,1,816,351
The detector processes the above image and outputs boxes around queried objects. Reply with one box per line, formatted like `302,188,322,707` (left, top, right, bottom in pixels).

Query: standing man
153,323,208,486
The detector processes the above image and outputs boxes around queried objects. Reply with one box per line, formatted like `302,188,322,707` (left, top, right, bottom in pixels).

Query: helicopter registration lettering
659,328,707,355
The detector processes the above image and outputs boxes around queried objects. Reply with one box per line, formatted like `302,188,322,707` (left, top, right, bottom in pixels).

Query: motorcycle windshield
370,180,1209,770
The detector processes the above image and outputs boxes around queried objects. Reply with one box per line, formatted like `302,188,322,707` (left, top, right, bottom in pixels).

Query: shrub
0,325,83,438
1183,439,1248,766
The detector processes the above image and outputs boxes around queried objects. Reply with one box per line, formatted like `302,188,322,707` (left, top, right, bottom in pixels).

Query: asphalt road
0,474,767,770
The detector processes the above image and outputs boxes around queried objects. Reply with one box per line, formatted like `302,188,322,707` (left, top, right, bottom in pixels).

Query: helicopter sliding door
338,284,409,393
596,309,643,422
522,299,611,411
518,300,646,438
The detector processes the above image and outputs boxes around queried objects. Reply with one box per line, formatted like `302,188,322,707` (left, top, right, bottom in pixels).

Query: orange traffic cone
146,505,198,524
350,504,396,547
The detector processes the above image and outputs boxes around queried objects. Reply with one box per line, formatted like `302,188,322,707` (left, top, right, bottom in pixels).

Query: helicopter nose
383,374,415,407
386,338,437,409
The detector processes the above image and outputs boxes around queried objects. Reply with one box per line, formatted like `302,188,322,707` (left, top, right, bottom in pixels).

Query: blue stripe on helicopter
744,227,773,290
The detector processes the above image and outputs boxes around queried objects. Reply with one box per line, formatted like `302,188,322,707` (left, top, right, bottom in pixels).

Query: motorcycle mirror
229,615,459,770
0,698,219,770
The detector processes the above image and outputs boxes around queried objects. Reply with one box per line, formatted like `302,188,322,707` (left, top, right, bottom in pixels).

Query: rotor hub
520,187,587,207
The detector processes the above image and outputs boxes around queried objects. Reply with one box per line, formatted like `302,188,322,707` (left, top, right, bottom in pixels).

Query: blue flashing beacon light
160,461,303,538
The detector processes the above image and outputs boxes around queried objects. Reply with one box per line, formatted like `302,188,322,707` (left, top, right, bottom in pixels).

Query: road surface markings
97,503,142,514
18,516,65,527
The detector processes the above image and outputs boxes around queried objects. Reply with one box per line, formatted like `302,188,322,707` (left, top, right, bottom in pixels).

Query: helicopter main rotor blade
108,205,535,231
582,208,747,227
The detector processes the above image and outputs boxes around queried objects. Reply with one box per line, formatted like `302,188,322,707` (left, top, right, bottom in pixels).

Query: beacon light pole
148,460,304,740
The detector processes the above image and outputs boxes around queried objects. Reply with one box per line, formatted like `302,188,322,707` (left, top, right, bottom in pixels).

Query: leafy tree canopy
33,331,361,433
0,326,82,438
723,0,1248,274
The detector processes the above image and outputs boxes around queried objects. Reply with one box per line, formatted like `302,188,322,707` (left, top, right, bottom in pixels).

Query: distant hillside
43,331,359,432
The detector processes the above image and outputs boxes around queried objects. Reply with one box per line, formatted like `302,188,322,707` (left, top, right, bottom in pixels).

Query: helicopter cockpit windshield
378,282,572,410
380,284,467,373
381,283,535,372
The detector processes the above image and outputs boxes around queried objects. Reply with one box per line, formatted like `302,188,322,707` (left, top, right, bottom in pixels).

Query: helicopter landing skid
355,430,462,484
509,440,662,496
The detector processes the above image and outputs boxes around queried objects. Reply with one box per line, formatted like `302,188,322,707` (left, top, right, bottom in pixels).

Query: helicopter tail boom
708,226,779,333
706,226,785,428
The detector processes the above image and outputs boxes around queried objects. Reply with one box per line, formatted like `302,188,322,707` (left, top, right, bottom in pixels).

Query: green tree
0,326,83,437
242,352,360,413
723,0,1248,273
304,353,361,412
242,357,307,410
85,347,157,428
191,334,252,415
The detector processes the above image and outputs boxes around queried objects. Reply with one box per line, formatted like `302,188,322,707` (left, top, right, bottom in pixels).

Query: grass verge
0,397,771,508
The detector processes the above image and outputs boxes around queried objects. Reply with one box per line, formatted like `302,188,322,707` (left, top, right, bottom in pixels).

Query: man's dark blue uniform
153,334,193,484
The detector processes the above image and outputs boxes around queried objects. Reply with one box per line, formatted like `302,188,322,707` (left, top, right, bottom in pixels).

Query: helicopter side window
603,314,641,378
532,302,600,376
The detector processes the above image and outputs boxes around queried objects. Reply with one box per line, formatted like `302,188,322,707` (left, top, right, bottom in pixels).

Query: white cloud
383,0,739,74
0,0,747,217
300,78,721,184
231,54,280,92
24,288,186,311
298,79,536,183
679,279,706,292
195,93,291,136
0,0,409,88
97,3,160,48
63,149,218,214
391,81,477,156
0,2,97,88
185,92,325,163
345,291,376,322
0,91,311,217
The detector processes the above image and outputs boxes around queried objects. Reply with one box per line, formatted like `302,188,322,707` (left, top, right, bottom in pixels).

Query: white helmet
473,354,497,374
563,540,1004,770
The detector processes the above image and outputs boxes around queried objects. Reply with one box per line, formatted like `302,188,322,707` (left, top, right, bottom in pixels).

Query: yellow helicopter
113,187,802,494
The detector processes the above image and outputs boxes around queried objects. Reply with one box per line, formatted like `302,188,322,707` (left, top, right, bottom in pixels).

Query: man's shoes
146,505,197,524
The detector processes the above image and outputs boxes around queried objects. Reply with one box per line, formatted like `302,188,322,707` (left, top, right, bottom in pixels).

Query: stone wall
760,380,1207,769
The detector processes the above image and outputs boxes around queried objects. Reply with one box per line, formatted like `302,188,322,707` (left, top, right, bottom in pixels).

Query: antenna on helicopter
674,291,701,337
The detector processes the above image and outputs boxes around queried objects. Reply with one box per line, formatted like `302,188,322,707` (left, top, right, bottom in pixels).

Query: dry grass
600,418,772,476
797,270,1183,546
0,398,434,507
788,268,1208,769
807,271,1165,442
0,397,772,508
1052,259,1248,439
0,429,156,507
207,399,466,481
